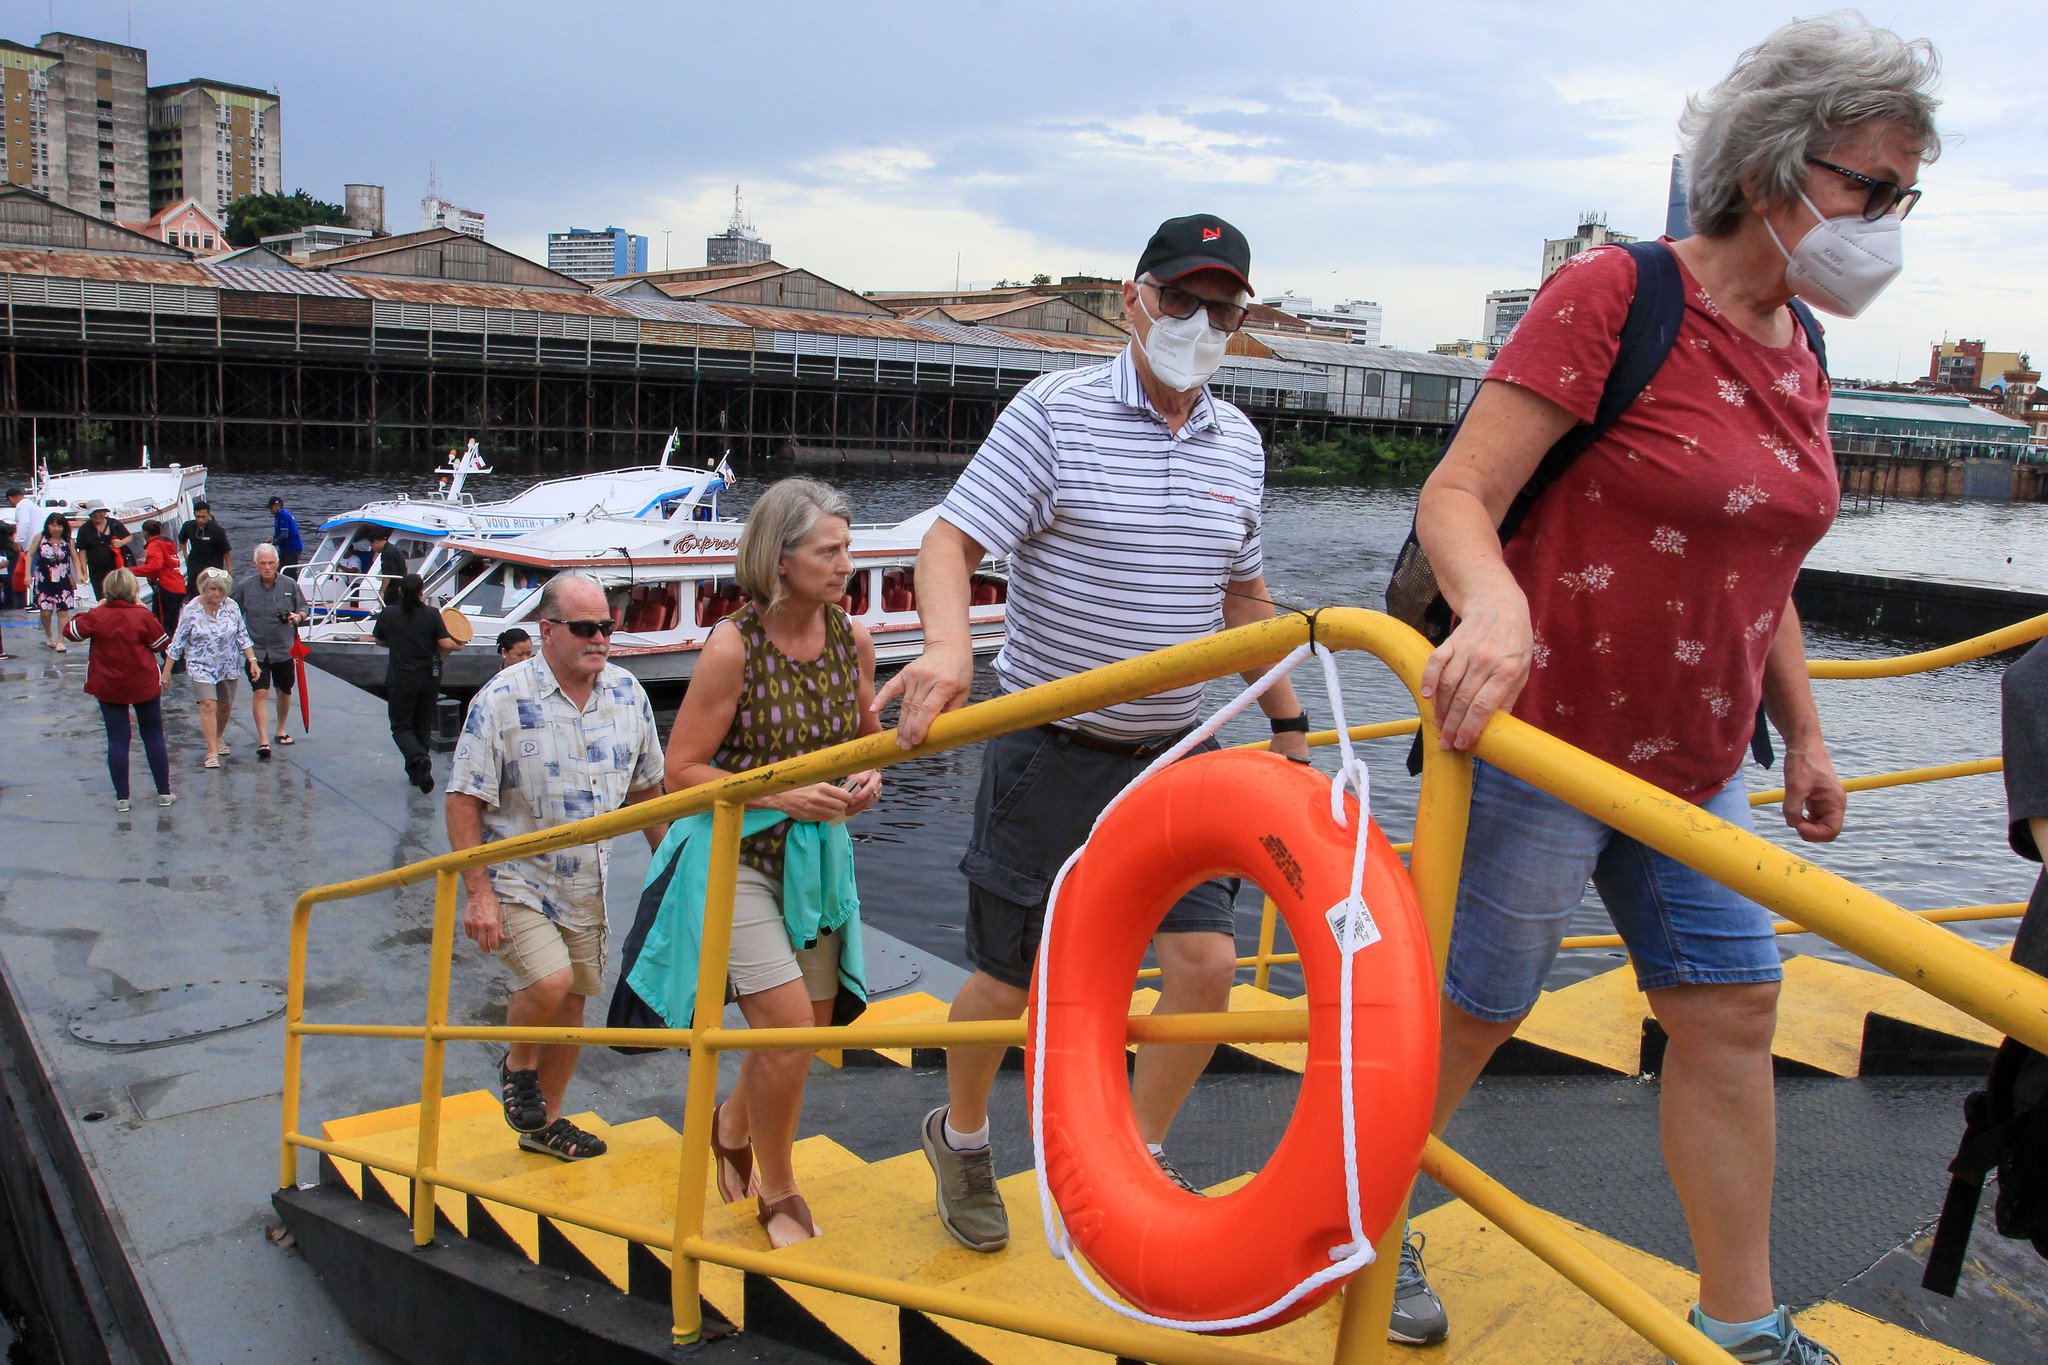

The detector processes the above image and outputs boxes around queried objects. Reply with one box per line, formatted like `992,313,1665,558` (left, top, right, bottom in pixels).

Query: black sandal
498,1056,547,1134
519,1117,607,1162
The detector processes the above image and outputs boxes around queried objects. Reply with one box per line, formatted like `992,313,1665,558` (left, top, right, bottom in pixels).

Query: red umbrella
289,630,313,732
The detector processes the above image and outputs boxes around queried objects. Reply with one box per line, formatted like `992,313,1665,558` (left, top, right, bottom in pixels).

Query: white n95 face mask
1137,293,1231,392
1764,190,1903,319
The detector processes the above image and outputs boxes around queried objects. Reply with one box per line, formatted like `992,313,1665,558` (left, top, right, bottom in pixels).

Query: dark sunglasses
543,616,616,638
1805,158,1922,221
1147,280,1249,334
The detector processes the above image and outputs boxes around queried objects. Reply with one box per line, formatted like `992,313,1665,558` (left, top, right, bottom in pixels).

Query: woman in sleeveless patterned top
663,479,882,1248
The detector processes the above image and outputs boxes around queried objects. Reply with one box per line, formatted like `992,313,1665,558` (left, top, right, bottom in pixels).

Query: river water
37,456,2045,993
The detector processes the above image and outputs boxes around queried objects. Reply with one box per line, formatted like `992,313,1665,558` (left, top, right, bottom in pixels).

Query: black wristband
1268,713,1311,735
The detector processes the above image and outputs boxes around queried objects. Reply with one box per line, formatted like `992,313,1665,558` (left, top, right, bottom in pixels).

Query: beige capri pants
728,864,842,1002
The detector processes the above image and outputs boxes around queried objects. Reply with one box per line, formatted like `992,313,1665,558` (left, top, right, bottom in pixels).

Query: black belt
1037,723,1191,760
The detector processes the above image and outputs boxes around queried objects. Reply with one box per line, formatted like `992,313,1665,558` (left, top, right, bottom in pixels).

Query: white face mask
1764,189,1903,319
1136,289,1231,392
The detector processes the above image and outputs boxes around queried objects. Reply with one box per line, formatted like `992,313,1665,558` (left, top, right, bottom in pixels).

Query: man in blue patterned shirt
447,574,666,1160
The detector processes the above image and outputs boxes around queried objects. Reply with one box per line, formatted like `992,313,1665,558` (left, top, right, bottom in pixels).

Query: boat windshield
449,562,552,619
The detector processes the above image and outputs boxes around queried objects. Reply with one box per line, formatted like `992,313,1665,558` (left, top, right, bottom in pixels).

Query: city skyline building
9,33,151,222
547,224,647,282
1258,295,1383,346
1665,154,1691,240
1482,286,1537,353
422,192,485,239
147,78,282,216
1542,212,1638,280
707,186,771,266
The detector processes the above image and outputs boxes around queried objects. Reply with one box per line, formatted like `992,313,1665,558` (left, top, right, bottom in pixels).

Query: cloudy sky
34,1,2044,381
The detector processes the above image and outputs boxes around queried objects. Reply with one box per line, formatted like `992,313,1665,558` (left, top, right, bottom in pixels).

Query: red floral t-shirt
1487,243,1837,800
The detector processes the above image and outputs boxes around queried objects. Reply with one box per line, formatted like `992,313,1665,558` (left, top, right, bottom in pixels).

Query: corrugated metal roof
606,295,751,326
704,303,943,342
1259,333,1491,378
992,329,1123,353
1830,390,2031,430
909,319,1041,350
201,263,366,298
927,298,1046,322
0,248,214,286
340,274,634,317
653,267,794,298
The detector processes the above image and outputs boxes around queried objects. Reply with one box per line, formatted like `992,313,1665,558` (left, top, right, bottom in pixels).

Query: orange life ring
1027,748,1439,1331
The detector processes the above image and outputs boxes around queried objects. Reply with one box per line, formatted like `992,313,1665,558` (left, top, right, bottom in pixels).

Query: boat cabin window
450,563,551,619
621,584,683,633
839,569,870,617
881,569,917,614
969,573,1008,606
693,577,750,628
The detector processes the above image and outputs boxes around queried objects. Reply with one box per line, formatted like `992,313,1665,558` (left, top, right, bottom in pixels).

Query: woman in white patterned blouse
162,567,260,769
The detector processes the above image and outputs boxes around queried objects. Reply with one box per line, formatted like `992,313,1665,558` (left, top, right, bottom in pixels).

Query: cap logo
1201,226,1222,242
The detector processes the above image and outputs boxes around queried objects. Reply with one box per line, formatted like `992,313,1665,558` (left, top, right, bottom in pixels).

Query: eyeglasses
1145,280,1249,334
543,617,616,638
1805,158,1922,221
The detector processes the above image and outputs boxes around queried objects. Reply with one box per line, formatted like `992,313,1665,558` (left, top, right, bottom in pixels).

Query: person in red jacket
63,568,176,813
135,519,188,642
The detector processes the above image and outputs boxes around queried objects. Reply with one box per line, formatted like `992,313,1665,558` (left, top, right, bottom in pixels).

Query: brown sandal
756,1192,818,1248
711,1102,754,1205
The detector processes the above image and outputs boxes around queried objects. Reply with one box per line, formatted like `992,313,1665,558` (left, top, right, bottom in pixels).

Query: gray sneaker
1152,1150,1200,1195
1673,1307,1838,1365
921,1106,1008,1251
1388,1230,1448,1345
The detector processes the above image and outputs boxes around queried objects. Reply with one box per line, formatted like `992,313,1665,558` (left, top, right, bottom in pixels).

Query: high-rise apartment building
7,33,151,221
1541,213,1638,281
1482,287,1537,352
423,193,485,239
548,225,647,282
707,187,770,266
1665,155,1691,241
147,79,281,215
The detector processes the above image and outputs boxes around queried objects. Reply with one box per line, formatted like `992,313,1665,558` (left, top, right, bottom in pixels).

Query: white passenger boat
23,447,207,538
301,505,1008,692
295,434,733,613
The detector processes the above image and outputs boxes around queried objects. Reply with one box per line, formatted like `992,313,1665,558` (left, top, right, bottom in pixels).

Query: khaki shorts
728,865,841,1002
497,900,606,998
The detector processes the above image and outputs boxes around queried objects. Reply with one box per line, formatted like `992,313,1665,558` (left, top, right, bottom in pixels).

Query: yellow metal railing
278,607,2048,1365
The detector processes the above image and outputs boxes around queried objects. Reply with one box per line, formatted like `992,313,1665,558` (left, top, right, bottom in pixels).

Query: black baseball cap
1135,214,1252,292
268,495,284,508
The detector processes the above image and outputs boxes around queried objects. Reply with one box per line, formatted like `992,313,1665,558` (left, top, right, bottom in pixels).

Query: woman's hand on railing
1419,586,1533,751
761,782,855,823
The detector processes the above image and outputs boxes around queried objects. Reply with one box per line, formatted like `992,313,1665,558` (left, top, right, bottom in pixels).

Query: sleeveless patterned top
712,602,862,879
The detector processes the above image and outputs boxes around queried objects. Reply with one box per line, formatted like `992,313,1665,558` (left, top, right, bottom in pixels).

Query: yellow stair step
551,1132,867,1329
1121,984,1305,1073
827,991,949,1068
908,1171,1342,1363
1512,966,1650,1075
1408,1198,1989,1362
317,1090,504,1201
1773,956,1923,1076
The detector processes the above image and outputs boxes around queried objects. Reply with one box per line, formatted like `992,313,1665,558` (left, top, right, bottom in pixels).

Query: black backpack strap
1497,240,1686,541
1788,297,1829,376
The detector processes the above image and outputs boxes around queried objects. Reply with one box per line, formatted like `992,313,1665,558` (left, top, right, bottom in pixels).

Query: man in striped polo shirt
876,214,1311,1253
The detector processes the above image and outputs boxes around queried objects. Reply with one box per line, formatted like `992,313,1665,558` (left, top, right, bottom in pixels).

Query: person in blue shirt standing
268,496,304,570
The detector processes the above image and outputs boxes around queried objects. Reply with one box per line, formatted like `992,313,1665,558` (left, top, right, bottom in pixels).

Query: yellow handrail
277,605,2048,1364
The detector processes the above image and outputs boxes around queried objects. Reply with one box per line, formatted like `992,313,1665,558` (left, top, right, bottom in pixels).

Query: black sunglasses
1805,158,1922,221
1147,280,1249,334
543,616,617,638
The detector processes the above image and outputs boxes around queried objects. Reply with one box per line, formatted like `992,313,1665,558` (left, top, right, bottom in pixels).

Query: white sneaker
157,792,177,808
115,798,131,813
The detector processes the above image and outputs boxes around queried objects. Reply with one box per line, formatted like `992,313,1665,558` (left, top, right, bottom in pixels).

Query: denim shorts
1442,760,1783,1023
960,726,1238,991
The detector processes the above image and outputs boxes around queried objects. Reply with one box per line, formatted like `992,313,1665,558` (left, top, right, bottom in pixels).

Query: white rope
1028,640,1382,1333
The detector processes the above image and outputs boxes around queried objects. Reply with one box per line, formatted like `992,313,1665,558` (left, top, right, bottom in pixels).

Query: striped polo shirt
939,346,1265,740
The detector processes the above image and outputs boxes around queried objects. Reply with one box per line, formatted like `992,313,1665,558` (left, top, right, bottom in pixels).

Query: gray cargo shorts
959,724,1238,990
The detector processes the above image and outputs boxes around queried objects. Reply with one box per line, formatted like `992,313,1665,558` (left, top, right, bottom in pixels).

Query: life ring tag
1029,748,1438,1331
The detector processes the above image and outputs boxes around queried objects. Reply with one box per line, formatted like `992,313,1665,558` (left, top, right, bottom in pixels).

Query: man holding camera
232,544,311,757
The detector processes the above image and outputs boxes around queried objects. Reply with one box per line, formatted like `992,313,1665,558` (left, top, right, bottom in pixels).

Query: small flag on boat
715,453,736,487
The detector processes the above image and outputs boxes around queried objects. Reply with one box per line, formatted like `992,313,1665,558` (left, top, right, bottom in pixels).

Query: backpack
1922,883,2048,1295
1383,240,1826,773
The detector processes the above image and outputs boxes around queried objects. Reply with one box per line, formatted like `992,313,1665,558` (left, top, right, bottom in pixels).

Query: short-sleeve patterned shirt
710,602,862,880
447,655,666,925
1486,242,1837,799
167,599,254,684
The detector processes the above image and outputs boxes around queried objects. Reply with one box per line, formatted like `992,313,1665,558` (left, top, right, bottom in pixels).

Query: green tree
223,189,349,248
1030,272,1052,286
